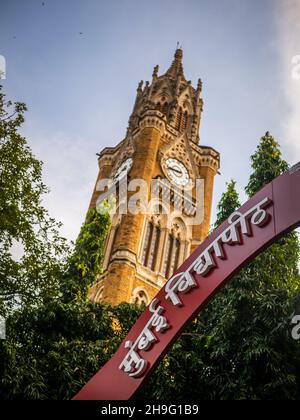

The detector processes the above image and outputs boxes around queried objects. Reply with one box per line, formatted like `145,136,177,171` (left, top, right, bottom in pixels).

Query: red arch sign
73,163,300,400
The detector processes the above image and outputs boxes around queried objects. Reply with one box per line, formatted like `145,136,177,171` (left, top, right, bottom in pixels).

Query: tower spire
165,46,185,80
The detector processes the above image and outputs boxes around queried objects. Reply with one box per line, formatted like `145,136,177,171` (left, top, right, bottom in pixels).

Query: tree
245,132,299,293
2,84,300,400
142,133,300,400
0,86,142,400
201,133,300,399
0,85,123,398
63,208,111,300
0,85,69,317
0,205,143,400
245,132,288,197
215,180,241,227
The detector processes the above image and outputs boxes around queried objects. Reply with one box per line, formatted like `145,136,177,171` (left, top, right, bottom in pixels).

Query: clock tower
89,49,220,305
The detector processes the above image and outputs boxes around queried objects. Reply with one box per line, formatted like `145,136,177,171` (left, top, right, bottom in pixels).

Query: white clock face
113,158,133,183
165,158,190,186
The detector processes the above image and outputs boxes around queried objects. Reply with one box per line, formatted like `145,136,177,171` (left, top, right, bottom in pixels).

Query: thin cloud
277,0,300,162
21,122,97,242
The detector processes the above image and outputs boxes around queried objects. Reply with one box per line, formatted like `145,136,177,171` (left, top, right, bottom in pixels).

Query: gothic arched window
109,224,119,263
132,289,149,306
141,221,161,272
181,111,188,131
141,222,153,266
162,235,181,279
175,107,189,132
95,286,104,302
170,238,181,276
162,221,185,279
175,107,183,131
148,225,161,271
162,233,174,279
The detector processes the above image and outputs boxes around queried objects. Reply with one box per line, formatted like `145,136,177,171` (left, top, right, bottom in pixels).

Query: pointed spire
137,80,143,93
126,48,203,141
174,47,183,61
197,78,202,92
195,78,202,102
165,47,185,80
152,65,159,80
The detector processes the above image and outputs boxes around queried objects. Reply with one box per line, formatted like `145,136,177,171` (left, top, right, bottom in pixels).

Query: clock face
165,158,190,186
113,158,133,183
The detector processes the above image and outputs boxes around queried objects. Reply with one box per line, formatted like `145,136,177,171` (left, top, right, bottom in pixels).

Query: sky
0,0,300,242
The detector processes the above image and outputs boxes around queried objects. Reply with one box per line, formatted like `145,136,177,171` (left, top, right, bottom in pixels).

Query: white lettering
165,272,197,306
292,315,300,340
164,197,273,306
101,405,136,418
119,299,169,377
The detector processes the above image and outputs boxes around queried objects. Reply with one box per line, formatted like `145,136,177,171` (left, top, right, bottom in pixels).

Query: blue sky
1,0,300,241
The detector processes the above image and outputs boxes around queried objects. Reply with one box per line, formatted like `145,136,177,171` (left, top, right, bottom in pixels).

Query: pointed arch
141,219,161,272
162,217,187,279
94,285,104,302
152,79,173,102
175,107,183,131
131,287,150,306
174,105,190,132
181,110,188,131
139,199,169,273
103,212,122,270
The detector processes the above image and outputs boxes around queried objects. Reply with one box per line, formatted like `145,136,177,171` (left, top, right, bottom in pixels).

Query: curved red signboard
73,163,300,400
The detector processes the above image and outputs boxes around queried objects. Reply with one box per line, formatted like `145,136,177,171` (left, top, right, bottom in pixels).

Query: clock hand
167,166,182,175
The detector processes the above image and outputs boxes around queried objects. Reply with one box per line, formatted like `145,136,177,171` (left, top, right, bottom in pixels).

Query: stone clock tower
89,49,220,305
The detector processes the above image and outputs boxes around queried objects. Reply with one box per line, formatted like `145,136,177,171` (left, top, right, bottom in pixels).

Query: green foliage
63,208,111,300
141,132,300,400
0,200,138,399
141,280,300,400
245,132,300,294
0,85,139,400
0,85,69,317
0,300,142,399
245,132,288,197
215,180,241,227
1,85,300,400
